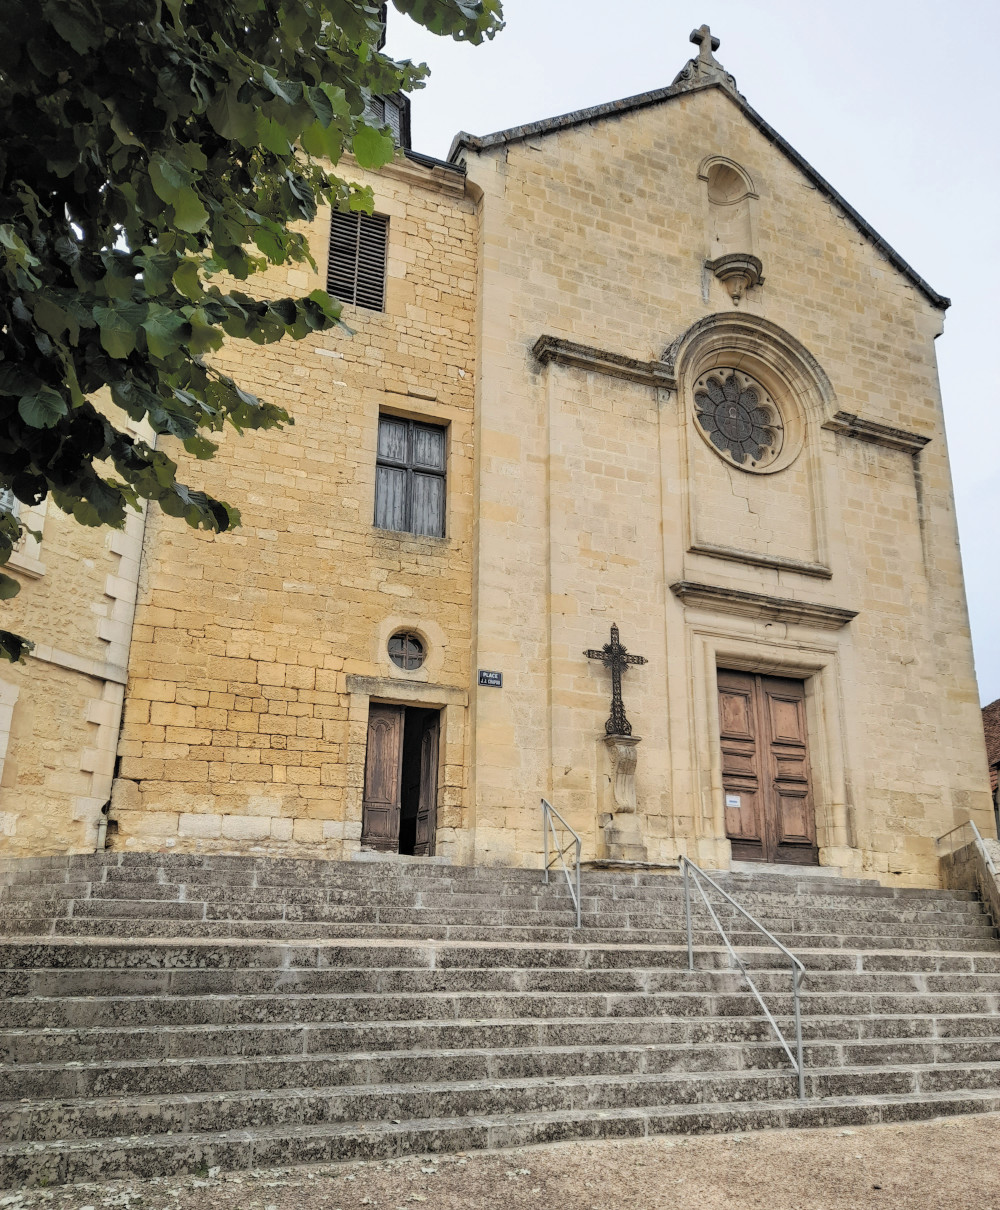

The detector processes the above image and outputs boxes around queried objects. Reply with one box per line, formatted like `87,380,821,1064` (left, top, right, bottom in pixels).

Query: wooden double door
717,670,818,865
361,705,440,855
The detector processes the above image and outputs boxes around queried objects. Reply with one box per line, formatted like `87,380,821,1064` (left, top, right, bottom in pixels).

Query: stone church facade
0,30,992,886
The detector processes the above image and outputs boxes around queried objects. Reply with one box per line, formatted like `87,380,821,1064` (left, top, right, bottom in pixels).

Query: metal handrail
937,819,999,878
541,798,582,929
680,856,807,1101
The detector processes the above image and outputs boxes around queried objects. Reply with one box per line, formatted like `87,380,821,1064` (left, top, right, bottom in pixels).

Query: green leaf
0,627,33,663
0,575,21,601
93,302,146,359
172,187,209,233
172,259,203,301
207,88,256,141
142,307,190,358
352,124,396,170
256,114,292,155
149,153,189,204
262,69,297,105
0,364,35,395
45,5,103,53
18,387,68,429
306,85,334,126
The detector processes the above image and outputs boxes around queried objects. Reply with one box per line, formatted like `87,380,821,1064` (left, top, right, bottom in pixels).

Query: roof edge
448,82,949,312
447,82,680,162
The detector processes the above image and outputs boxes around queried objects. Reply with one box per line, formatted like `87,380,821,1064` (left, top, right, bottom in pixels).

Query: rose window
693,369,783,470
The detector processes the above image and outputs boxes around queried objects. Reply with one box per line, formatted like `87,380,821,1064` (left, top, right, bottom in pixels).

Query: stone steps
3,1089,1000,1187
8,1036,1000,1100
9,1009,1000,1066
1,898,988,937
4,939,999,973
9,963,1000,996
1,853,999,1187
4,917,994,951
10,1060,1000,1145
8,987,1000,1031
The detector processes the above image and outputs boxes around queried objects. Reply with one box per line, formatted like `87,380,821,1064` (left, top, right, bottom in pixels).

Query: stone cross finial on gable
690,24,721,64
671,22,739,97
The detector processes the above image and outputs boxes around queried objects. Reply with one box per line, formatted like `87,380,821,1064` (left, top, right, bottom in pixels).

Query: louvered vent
327,211,388,311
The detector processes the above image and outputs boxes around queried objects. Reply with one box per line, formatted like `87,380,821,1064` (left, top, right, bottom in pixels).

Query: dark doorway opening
361,704,440,855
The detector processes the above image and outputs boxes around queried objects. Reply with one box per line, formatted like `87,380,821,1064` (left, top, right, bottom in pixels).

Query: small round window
388,632,425,670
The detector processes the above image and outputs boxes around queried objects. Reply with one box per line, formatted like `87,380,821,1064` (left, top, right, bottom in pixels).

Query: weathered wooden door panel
718,672,763,847
361,705,404,851
761,677,817,859
413,712,440,857
774,791,813,844
718,670,818,865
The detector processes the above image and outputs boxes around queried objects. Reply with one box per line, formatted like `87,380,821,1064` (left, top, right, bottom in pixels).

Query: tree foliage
0,0,501,660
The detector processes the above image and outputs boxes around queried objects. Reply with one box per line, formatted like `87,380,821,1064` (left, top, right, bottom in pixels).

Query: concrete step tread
4,1008,999,1041
7,1057,1000,1110
7,985,1000,1006
7,1033,1000,1075
2,1085,999,1157
1,934,995,955
2,936,996,965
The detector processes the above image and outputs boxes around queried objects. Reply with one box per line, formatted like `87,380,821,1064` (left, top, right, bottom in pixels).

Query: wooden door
361,705,404,851
717,670,818,865
413,712,440,857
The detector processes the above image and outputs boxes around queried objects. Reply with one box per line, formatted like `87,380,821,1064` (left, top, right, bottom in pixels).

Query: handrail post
543,800,550,885
793,963,805,1101
574,833,581,930
540,797,582,931
682,857,694,971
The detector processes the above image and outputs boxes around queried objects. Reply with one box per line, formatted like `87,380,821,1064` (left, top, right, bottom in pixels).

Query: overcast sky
386,0,1000,706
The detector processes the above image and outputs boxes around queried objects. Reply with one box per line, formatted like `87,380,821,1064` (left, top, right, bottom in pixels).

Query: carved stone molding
706,253,764,305
532,336,676,390
822,411,931,454
600,735,647,862
670,581,857,630
605,734,641,813
688,542,833,580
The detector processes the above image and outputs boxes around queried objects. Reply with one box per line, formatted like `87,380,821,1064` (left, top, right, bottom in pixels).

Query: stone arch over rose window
662,311,839,477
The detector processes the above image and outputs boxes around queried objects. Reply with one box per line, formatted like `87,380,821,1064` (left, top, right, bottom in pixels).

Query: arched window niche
662,312,838,477
662,313,838,577
698,156,762,304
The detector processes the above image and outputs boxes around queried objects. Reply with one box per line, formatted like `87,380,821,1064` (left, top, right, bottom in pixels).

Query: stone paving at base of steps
1,1113,998,1210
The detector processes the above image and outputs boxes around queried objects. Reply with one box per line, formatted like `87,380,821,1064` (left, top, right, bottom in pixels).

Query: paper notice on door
725,793,742,809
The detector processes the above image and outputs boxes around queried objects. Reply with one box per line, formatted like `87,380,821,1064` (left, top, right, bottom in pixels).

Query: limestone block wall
112,156,479,860
462,82,991,884
0,480,146,856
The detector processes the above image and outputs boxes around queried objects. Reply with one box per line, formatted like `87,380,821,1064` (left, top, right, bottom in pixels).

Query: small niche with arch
699,156,762,304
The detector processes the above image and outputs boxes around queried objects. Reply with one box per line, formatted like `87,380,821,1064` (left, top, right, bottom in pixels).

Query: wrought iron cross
584,623,648,737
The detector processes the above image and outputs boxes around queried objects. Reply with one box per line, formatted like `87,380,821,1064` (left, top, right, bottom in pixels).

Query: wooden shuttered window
375,415,446,538
327,211,388,311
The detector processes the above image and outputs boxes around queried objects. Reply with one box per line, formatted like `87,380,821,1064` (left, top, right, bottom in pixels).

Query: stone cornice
340,150,467,199
688,543,833,580
822,411,932,454
30,644,127,685
670,581,857,630
532,336,676,389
